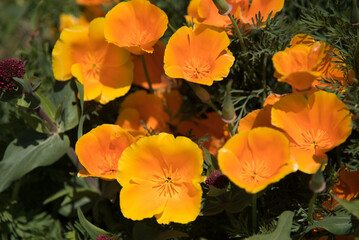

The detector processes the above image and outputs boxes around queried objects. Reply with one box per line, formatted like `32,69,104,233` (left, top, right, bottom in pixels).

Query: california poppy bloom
218,127,297,193
272,41,326,91
75,124,135,180
52,17,133,104
58,13,89,32
104,0,168,55
115,90,169,138
271,90,352,174
117,133,203,224
164,25,234,85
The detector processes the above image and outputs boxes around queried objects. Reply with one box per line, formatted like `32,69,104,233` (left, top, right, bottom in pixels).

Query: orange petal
75,124,135,179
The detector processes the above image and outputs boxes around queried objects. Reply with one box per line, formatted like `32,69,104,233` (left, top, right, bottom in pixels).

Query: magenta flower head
0,58,26,93
205,170,229,189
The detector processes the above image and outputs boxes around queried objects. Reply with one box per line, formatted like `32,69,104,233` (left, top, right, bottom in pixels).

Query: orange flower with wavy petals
52,17,133,104
271,90,352,174
272,41,326,91
117,133,203,224
164,25,234,85
115,90,169,138
104,0,168,55
75,124,135,180
218,127,297,193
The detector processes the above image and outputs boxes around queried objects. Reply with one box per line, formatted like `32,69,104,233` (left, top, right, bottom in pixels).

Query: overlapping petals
117,133,203,224
271,90,352,174
52,17,133,104
272,41,326,90
75,124,135,180
115,90,169,137
104,0,168,55
164,25,234,85
218,127,297,193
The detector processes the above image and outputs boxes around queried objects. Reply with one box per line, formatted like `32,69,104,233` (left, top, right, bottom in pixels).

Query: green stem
228,14,246,52
252,193,257,234
140,54,153,94
308,193,317,223
207,100,222,116
168,23,176,34
262,55,267,103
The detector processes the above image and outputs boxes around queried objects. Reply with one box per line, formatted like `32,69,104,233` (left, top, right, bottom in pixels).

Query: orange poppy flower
132,41,172,90
75,124,135,180
117,133,203,224
115,90,169,138
235,0,285,26
289,34,354,91
272,41,326,91
164,25,235,85
177,112,228,156
271,90,352,174
218,127,297,193
104,0,168,55
52,17,133,104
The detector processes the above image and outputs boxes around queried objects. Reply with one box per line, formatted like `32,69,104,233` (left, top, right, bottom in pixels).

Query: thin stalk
308,193,317,223
252,193,257,234
262,55,267,103
228,14,246,52
35,106,57,134
207,100,222,116
140,54,153,94
168,23,176,34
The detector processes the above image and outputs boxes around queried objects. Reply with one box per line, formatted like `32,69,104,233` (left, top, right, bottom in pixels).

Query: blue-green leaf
77,208,111,240
0,129,69,192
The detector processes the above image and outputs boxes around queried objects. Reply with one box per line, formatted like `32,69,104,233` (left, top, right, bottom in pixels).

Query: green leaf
334,196,359,219
247,211,294,240
0,129,69,192
133,222,189,240
51,81,80,132
207,185,226,197
18,107,50,134
37,92,56,121
75,81,84,139
77,208,111,240
305,213,354,235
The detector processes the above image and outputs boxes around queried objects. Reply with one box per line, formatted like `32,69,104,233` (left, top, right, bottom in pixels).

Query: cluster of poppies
52,0,354,225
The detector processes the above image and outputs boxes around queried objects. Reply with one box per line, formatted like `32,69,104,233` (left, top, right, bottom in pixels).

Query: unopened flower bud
190,83,211,103
205,170,229,189
351,0,359,26
309,163,326,193
221,80,236,123
212,0,232,15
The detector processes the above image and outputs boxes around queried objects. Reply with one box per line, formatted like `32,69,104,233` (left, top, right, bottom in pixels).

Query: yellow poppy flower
117,133,203,224
52,17,133,104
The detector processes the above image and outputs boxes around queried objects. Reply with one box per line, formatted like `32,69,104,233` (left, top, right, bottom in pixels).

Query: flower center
97,152,118,176
128,30,151,47
237,159,272,185
182,57,211,81
299,129,332,154
152,166,181,198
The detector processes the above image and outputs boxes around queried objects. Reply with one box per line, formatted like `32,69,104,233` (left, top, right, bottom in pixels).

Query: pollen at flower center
182,57,211,80
299,129,332,153
238,159,272,185
152,167,181,198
